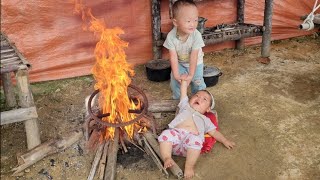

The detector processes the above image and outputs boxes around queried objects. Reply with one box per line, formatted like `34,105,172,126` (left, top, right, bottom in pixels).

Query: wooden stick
98,141,110,180
87,141,105,180
142,136,169,178
120,135,128,153
12,129,83,176
127,135,145,153
104,128,120,180
143,131,184,179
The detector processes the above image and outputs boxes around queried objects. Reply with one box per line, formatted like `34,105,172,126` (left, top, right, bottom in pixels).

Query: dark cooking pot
203,66,222,87
145,59,171,82
197,17,207,34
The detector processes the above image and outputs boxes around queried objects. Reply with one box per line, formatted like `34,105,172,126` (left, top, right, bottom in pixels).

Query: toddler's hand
222,139,235,149
180,73,189,80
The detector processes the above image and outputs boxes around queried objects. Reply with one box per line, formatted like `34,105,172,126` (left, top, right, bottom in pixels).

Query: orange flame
74,1,138,140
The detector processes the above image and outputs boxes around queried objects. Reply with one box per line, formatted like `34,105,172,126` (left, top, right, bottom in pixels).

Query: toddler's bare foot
184,165,195,179
163,157,175,169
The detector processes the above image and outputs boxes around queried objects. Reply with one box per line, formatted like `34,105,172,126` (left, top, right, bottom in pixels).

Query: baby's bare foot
184,166,195,179
163,158,175,169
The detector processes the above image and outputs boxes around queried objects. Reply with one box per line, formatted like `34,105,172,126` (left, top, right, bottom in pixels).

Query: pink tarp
1,0,318,82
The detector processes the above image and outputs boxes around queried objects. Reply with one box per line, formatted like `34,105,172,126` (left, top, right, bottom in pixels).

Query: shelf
151,0,273,59
157,23,263,46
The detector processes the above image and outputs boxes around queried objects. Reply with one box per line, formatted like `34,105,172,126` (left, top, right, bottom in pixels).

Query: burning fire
74,1,139,140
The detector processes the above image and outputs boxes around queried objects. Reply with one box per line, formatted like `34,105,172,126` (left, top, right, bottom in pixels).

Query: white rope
300,0,320,30
312,0,319,13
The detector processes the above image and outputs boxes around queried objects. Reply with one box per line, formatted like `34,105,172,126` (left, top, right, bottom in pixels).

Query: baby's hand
222,139,235,149
180,73,189,80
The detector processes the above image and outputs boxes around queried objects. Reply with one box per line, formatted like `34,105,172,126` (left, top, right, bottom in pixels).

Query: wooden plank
0,107,38,125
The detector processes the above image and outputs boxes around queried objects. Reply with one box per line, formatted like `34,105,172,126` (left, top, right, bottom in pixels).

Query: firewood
141,136,169,178
119,135,128,153
11,129,83,176
104,128,120,180
87,141,105,180
143,131,184,179
98,141,110,180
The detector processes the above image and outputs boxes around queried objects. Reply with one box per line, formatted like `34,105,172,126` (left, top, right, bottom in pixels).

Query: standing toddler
164,0,206,99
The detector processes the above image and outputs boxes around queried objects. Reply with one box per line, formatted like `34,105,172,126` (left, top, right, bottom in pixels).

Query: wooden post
151,0,162,60
236,0,245,50
261,0,274,57
1,72,16,108
15,69,41,150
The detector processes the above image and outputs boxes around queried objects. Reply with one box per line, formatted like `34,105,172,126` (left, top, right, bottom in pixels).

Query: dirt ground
1,35,320,180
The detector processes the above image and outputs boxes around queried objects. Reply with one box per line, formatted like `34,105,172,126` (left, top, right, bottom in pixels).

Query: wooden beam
148,99,179,112
0,107,38,125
